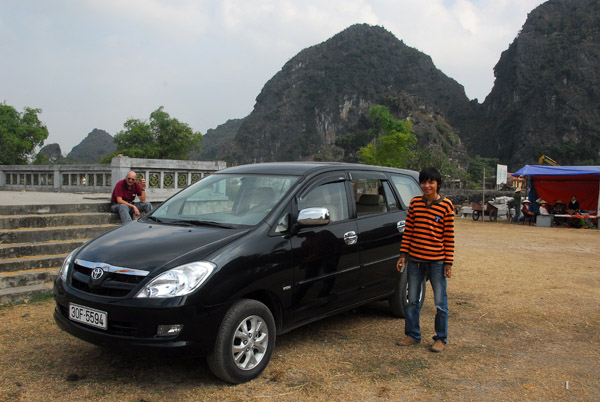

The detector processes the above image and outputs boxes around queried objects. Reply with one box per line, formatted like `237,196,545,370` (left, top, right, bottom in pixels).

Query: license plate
69,303,107,330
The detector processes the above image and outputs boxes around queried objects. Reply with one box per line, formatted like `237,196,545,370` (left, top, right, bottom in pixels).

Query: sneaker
396,337,418,346
430,339,445,353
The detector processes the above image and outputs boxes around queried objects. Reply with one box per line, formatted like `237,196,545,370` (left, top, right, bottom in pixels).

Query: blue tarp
513,165,600,176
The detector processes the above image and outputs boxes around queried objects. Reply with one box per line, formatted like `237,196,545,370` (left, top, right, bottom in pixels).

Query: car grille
70,261,147,298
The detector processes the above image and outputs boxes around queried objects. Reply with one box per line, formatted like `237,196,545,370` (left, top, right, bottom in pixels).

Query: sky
1,0,547,154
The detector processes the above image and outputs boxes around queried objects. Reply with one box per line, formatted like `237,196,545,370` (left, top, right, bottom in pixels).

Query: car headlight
135,262,216,298
59,249,77,282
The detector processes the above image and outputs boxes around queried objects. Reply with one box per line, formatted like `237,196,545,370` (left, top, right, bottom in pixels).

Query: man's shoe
430,339,445,353
396,337,418,346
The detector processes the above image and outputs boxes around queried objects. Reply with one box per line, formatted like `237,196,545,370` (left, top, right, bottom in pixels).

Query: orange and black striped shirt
400,195,454,265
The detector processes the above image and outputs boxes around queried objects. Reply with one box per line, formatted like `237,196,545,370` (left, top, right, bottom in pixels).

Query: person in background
538,200,550,215
553,200,566,214
110,171,152,224
521,199,535,225
513,188,522,223
567,195,580,214
553,200,567,226
566,195,585,228
395,167,454,353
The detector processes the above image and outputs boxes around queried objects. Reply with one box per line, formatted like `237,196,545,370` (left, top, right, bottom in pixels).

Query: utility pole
482,167,485,223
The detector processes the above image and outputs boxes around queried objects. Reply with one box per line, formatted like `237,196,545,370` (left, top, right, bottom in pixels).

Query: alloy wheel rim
231,315,269,371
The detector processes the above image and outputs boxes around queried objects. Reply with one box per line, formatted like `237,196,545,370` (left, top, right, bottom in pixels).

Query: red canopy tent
512,165,600,213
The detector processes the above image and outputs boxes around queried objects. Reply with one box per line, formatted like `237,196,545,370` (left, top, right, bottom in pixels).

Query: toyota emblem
91,267,105,280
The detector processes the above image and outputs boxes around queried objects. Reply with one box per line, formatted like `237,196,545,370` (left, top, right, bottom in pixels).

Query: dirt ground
1,218,599,401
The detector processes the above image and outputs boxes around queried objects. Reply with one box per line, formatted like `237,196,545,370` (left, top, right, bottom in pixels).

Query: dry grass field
1,218,599,401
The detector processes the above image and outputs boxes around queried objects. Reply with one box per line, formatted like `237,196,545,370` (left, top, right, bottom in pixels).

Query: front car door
290,172,361,323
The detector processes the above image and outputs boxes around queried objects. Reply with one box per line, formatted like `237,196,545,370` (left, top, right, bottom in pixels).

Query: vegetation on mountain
354,106,416,168
0,103,49,165
103,107,202,162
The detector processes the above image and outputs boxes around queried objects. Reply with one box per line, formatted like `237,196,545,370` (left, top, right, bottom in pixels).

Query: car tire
388,269,426,318
207,299,276,384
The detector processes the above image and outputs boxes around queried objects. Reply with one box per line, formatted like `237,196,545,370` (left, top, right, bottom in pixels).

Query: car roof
216,161,418,179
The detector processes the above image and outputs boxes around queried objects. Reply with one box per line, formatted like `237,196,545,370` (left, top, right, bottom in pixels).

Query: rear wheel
389,268,426,318
472,210,481,221
207,299,275,384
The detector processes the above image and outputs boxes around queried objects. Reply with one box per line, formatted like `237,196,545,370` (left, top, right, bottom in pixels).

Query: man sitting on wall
110,171,152,224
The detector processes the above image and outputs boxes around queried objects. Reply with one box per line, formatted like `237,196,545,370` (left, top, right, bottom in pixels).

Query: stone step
0,202,111,216
0,254,66,274
0,282,53,305
0,239,86,259
0,224,118,244
0,212,119,229
0,268,58,290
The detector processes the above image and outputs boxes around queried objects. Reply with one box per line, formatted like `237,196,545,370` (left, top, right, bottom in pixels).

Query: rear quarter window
390,174,422,207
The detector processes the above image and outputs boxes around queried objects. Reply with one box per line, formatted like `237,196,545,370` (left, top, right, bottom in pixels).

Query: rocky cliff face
463,0,600,170
39,143,63,162
67,128,116,163
207,24,471,168
183,0,600,172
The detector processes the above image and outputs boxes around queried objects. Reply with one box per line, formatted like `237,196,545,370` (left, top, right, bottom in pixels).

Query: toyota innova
53,162,424,383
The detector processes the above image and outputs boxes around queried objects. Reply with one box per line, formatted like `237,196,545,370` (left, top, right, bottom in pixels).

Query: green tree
357,105,416,168
408,148,455,178
0,104,49,165
106,107,201,161
467,155,499,188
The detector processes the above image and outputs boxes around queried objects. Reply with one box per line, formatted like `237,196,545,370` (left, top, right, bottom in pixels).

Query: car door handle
344,231,358,245
397,221,406,233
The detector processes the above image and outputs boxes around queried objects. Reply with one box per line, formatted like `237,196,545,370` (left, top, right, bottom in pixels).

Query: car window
351,178,392,217
297,182,349,223
390,174,421,207
275,213,289,233
153,174,298,226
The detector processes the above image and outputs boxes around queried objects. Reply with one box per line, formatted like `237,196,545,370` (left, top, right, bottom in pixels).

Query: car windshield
150,173,298,227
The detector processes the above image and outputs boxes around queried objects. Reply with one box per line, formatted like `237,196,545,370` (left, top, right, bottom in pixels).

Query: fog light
157,324,184,337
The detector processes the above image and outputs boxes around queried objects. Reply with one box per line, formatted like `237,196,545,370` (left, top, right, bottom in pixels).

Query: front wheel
207,299,276,384
389,268,426,318
472,210,481,221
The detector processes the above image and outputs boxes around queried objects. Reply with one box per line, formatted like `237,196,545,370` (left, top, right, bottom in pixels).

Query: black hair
419,167,442,188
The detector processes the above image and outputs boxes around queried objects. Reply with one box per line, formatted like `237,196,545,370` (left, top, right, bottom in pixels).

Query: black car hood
75,221,249,272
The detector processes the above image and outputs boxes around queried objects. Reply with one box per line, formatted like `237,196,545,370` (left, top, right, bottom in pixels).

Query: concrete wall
0,156,227,201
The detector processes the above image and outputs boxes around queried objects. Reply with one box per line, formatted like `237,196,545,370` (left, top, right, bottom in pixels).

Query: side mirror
297,207,330,226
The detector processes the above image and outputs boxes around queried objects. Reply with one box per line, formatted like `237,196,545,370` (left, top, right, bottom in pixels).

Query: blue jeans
405,261,448,344
111,202,152,224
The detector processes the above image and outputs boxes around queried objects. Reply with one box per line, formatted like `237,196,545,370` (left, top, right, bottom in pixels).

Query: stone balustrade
0,156,227,201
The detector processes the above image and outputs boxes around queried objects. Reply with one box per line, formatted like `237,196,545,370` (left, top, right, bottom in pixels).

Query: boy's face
420,179,439,196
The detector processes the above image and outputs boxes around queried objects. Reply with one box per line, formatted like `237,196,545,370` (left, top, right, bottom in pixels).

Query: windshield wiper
167,219,234,229
144,215,163,223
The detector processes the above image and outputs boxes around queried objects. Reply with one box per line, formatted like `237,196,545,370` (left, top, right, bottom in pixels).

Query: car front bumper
53,279,227,355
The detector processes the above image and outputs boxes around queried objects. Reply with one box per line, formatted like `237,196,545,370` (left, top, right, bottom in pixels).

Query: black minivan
53,162,424,383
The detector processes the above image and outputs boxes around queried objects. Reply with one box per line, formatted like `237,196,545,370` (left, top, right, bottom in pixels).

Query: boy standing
396,167,454,352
